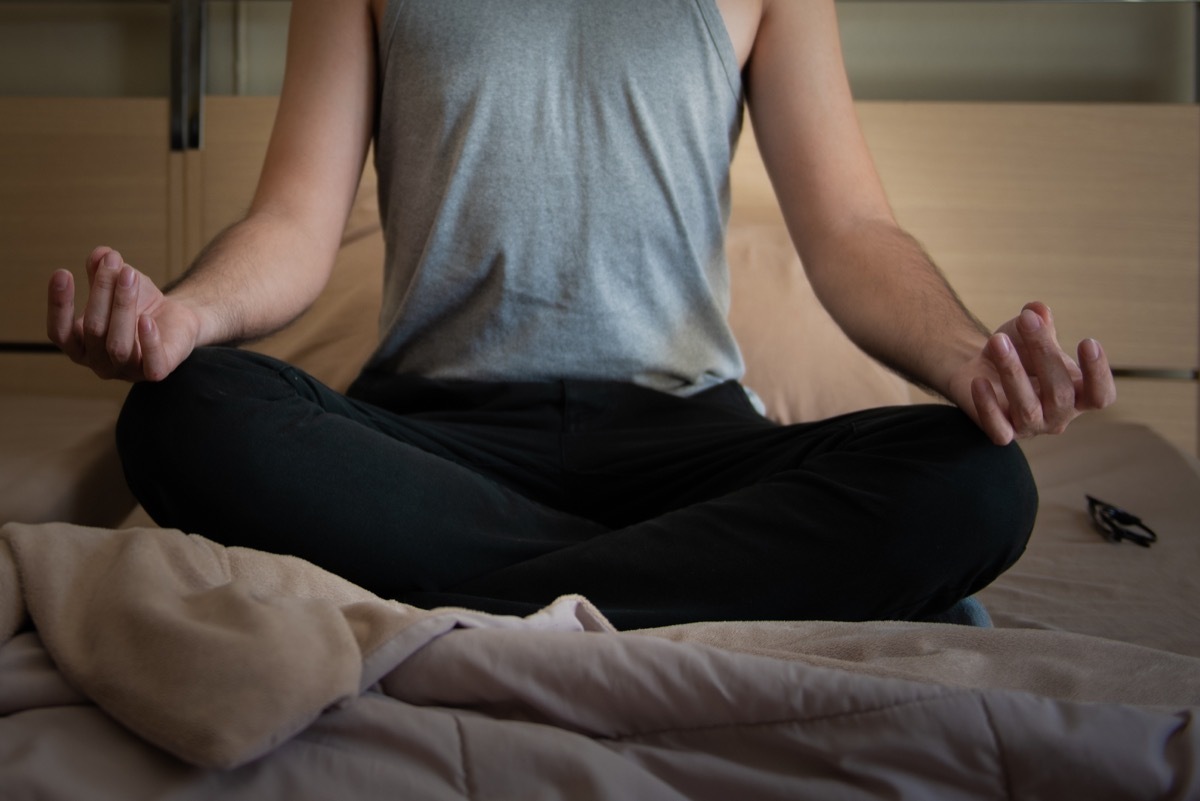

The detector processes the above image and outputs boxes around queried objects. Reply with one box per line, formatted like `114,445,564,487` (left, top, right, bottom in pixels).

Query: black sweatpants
116,347,1037,630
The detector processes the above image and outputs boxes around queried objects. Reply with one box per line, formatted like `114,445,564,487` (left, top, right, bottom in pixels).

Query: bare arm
48,0,377,381
744,0,1115,443
745,0,983,394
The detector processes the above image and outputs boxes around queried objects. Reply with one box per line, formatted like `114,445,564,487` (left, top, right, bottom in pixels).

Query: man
46,0,1114,629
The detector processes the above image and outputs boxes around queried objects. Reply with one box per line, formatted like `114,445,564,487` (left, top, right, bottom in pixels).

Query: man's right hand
47,246,201,382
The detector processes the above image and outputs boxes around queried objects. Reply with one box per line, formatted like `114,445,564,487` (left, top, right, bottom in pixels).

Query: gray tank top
369,0,746,395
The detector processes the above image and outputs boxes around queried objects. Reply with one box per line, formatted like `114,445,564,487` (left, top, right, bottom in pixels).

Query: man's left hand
948,301,1117,446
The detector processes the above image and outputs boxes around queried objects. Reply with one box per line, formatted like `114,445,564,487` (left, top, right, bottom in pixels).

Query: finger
1076,338,1117,411
971,376,1014,446
85,246,117,283
46,269,85,361
106,264,140,366
1015,308,1077,432
1011,302,1081,381
81,250,123,351
1016,304,1080,379
1021,300,1054,329
80,251,126,379
138,315,170,382
1008,302,1055,359
985,332,1045,438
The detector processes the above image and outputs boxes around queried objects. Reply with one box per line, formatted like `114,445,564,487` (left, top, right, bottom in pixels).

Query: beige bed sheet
979,416,1200,657
0,394,134,528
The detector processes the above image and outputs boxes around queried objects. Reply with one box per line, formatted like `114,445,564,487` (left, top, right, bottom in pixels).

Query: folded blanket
2,521,1197,800
0,522,608,767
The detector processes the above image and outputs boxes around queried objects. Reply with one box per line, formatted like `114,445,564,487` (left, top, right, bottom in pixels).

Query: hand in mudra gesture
47,246,200,382
948,301,1117,445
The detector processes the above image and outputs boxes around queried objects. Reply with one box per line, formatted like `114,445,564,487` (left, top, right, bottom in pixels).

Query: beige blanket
2,520,1198,800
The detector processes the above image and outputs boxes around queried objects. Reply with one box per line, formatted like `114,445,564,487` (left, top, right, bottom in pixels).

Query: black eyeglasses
1086,495,1157,548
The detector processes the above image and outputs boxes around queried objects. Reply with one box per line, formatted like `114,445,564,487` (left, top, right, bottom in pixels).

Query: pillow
726,223,912,424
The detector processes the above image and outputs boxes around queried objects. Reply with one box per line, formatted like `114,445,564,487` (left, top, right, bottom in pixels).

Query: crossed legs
117,348,1037,629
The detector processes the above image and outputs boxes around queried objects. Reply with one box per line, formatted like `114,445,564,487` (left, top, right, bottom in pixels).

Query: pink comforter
1,521,1197,800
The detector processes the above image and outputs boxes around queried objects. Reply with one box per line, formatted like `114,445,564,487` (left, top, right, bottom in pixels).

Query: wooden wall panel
858,102,1199,372
0,98,171,343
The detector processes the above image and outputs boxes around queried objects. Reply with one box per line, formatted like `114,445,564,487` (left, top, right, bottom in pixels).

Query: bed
2,106,1199,799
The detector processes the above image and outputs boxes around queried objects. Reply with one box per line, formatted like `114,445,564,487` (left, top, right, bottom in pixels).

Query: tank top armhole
692,0,744,102
376,0,406,74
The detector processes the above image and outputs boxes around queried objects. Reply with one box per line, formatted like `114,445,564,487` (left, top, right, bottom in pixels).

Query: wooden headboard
2,98,1197,453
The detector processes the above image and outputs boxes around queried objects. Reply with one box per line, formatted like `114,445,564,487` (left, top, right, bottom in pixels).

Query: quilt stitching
452,713,477,801
601,687,975,742
979,698,1015,801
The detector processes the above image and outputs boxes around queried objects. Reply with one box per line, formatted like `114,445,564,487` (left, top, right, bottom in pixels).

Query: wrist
931,331,990,402
162,287,227,349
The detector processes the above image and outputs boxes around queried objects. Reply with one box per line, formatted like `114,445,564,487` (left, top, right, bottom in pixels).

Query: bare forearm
742,0,1114,440
801,218,989,398
165,210,336,348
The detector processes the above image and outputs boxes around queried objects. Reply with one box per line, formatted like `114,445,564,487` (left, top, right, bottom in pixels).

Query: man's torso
367,0,755,394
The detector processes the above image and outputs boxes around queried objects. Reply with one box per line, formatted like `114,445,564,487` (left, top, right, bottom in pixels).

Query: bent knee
117,347,292,470
958,430,1038,560
876,409,1039,609
117,347,300,526
927,432,1039,605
